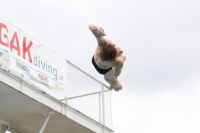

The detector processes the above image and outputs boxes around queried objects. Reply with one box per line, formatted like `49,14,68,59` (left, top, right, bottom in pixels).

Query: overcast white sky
1,0,200,133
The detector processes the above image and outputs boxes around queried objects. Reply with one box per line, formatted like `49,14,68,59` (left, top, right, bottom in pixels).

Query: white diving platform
0,61,113,133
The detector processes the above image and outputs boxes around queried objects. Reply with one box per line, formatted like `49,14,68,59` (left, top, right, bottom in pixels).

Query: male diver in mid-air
89,25,126,92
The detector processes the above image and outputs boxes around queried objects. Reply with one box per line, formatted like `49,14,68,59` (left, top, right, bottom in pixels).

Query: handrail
67,89,111,100
66,60,110,89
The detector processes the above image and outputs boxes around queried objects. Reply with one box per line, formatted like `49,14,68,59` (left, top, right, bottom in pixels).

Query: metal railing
64,60,113,131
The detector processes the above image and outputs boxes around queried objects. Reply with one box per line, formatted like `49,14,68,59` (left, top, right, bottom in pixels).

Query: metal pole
99,92,101,123
65,97,68,115
64,96,68,105
38,113,52,133
102,85,105,133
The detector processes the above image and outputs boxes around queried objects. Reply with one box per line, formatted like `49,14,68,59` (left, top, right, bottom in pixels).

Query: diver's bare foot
114,84,122,92
94,26,106,36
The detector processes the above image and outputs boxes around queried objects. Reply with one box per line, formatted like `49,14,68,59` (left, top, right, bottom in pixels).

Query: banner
0,17,67,98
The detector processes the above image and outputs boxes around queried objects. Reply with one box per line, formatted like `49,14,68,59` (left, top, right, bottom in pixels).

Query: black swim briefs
92,56,112,75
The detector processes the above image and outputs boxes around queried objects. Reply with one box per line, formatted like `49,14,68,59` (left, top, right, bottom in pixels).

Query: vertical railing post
65,97,68,116
102,85,105,133
65,97,68,106
99,92,101,123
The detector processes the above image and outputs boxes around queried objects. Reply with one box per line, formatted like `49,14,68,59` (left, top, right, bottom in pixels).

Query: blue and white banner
0,17,67,98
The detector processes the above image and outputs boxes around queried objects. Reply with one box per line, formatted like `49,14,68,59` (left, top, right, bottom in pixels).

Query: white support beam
102,85,105,133
38,112,55,133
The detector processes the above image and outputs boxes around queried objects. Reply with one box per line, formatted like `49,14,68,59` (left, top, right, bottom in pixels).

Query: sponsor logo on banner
16,61,29,73
0,18,67,98
54,83,63,92
38,73,49,83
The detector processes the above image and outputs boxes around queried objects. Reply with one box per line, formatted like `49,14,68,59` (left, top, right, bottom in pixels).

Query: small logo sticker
54,84,63,92
38,74,49,83
16,61,29,73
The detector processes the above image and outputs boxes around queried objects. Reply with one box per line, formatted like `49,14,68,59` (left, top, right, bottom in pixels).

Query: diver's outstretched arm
89,25,111,47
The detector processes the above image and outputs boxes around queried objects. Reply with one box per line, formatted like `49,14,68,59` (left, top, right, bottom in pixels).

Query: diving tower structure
0,17,113,133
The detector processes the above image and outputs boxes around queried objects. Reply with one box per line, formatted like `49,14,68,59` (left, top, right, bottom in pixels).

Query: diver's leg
104,76,113,90
114,68,122,77
104,76,110,84
104,68,122,91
